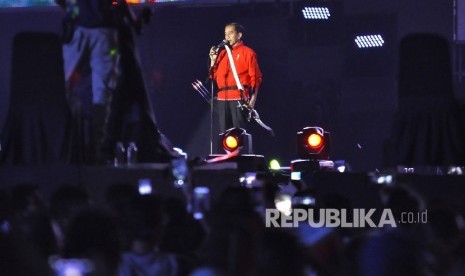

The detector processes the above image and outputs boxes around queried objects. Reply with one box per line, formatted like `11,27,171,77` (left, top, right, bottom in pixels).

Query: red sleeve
210,51,226,81
248,50,262,92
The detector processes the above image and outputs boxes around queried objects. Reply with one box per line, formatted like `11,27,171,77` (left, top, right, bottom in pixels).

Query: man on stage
209,23,263,133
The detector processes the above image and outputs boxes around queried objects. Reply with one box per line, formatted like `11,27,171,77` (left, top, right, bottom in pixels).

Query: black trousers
216,100,247,133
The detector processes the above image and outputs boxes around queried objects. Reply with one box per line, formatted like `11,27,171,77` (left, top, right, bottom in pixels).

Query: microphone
213,39,228,53
216,39,228,48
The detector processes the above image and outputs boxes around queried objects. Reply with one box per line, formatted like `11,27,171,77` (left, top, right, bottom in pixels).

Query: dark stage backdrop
0,1,454,171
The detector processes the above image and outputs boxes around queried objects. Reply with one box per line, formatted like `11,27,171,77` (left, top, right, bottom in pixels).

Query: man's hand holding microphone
209,39,228,67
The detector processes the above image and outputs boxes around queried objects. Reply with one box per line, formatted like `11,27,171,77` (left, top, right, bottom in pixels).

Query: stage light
297,126,331,160
269,159,281,170
290,0,342,47
219,128,252,154
210,128,267,172
344,14,396,77
307,133,323,149
223,136,238,152
302,7,331,20
354,34,385,48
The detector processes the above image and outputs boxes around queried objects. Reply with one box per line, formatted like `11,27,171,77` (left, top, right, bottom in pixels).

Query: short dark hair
227,22,245,35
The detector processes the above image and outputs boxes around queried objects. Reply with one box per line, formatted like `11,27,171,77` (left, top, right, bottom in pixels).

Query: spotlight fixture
297,126,331,160
354,34,385,48
269,159,281,171
302,7,331,20
344,14,396,77
209,128,266,172
219,128,252,154
223,136,238,152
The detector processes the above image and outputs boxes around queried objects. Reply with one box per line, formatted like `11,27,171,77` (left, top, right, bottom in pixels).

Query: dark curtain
384,33,465,167
0,32,73,165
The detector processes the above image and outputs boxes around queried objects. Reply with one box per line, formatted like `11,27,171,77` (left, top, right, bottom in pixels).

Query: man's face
224,25,242,46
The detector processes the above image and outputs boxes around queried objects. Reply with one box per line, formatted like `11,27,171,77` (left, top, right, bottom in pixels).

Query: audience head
63,208,121,276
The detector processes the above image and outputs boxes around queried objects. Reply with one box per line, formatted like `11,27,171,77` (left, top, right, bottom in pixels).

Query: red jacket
211,41,262,101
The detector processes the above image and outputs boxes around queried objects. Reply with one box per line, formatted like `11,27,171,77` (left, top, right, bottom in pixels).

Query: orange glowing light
307,133,323,149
